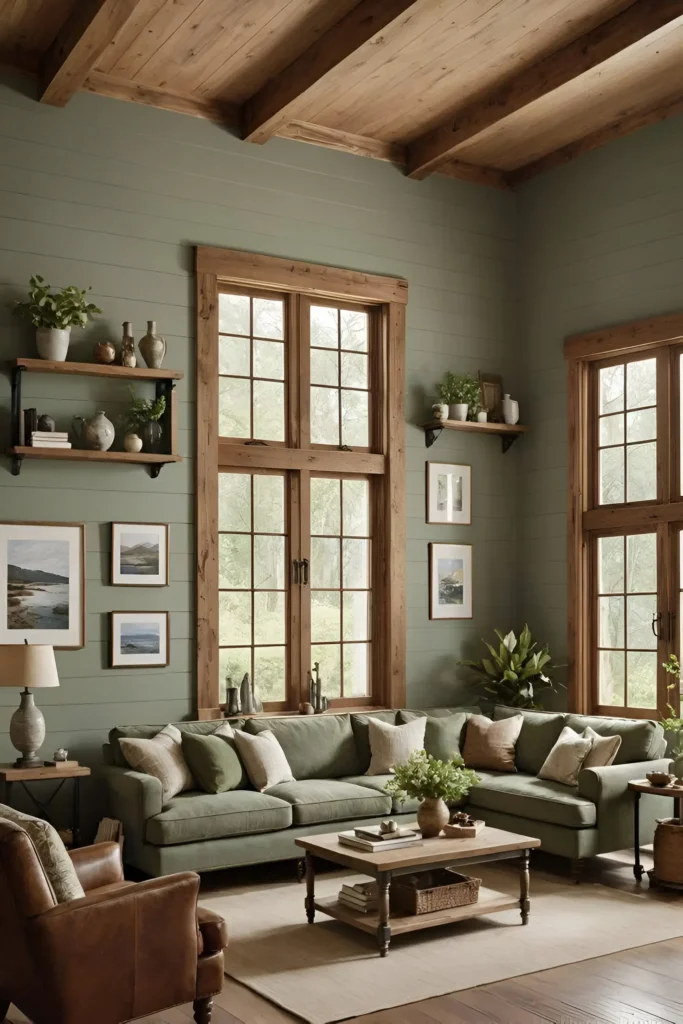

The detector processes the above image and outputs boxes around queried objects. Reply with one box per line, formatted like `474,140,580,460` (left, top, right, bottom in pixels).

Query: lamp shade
0,645,59,688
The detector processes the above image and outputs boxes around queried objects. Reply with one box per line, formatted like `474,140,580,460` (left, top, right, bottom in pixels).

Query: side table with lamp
0,643,90,846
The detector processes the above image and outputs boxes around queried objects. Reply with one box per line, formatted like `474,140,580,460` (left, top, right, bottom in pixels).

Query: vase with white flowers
13,276,102,361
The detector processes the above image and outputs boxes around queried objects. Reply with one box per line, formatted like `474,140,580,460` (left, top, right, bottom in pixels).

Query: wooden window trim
565,311,683,717
196,246,406,720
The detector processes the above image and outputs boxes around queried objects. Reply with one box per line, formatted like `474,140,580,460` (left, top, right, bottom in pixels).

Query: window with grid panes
197,250,405,718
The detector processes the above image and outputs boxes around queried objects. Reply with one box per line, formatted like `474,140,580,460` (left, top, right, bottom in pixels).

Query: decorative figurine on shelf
240,672,254,714
379,819,398,835
299,702,314,715
120,321,136,368
138,320,167,369
226,680,240,717
37,414,55,432
308,663,327,714
94,340,117,364
53,748,69,762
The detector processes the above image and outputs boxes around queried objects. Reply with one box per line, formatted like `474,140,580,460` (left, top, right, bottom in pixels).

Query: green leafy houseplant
437,372,482,409
384,750,480,803
13,276,101,329
661,654,683,759
123,388,166,434
460,624,559,710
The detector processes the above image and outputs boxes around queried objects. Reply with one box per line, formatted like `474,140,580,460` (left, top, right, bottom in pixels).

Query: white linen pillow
119,723,194,801
233,729,294,791
582,726,622,768
537,725,593,786
366,717,427,776
0,803,84,903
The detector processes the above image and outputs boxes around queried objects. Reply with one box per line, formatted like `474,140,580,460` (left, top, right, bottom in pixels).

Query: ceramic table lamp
0,644,59,767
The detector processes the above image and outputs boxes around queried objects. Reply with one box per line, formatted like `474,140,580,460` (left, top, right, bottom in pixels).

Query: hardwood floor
7,848,683,1024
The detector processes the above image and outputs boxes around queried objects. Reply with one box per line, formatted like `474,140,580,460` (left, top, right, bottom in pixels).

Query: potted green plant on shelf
384,750,480,838
123,388,166,453
437,371,482,422
13,275,102,362
459,624,560,710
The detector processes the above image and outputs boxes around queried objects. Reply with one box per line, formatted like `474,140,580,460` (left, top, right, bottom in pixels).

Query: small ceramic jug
93,340,116,364
121,322,136,368
72,411,115,451
138,321,167,369
502,394,520,425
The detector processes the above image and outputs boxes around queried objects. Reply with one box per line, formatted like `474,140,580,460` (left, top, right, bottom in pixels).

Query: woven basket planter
653,817,683,885
390,869,481,916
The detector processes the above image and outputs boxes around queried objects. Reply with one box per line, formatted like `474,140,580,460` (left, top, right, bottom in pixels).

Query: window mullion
298,469,312,709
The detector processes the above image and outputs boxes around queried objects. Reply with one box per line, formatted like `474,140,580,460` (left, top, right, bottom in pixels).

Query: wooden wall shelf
422,419,529,452
8,358,184,478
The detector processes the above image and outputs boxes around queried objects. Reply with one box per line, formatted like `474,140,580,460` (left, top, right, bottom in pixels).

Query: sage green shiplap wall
517,115,683,694
0,74,519,781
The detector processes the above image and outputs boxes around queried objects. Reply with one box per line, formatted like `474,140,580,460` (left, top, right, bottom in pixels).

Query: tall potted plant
437,372,482,422
13,276,102,361
384,750,479,838
459,624,560,710
123,388,167,452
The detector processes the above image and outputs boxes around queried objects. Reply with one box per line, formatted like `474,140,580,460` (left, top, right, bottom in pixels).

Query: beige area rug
202,863,683,1024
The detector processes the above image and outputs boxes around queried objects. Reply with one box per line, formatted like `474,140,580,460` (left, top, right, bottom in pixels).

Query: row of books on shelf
337,824,421,853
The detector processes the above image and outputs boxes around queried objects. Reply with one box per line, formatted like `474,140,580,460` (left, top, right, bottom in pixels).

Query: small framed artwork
111,523,168,586
0,521,85,647
429,543,473,620
479,372,503,422
426,462,471,524
110,611,169,668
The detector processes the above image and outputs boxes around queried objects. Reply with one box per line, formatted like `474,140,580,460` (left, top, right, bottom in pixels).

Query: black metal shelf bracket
425,426,443,448
501,435,519,453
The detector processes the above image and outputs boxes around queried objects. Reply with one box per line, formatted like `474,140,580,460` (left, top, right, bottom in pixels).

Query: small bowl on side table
646,771,677,788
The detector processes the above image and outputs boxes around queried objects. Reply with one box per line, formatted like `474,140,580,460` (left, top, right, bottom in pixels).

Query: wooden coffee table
295,825,540,957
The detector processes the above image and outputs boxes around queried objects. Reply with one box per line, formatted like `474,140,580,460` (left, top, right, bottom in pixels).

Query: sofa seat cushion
467,772,597,829
267,779,392,825
145,790,292,846
341,774,420,814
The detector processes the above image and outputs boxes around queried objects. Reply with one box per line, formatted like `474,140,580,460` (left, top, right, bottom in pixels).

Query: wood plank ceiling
1,0,682,188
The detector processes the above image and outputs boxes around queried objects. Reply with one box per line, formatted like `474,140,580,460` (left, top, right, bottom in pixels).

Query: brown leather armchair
0,819,227,1024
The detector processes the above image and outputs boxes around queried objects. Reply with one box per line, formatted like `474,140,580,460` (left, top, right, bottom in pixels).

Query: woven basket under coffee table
391,869,481,915
296,825,540,957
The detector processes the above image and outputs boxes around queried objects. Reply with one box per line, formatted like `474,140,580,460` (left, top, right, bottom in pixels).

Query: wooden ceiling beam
508,92,683,184
242,0,422,145
406,0,683,180
41,0,146,107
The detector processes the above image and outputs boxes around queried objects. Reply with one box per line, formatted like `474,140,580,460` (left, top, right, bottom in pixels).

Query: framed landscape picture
110,611,169,668
111,522,168,586
429,543,472,620
0,521,85,647
426,462,471,524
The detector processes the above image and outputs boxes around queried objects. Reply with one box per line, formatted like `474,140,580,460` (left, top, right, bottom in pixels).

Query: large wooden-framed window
566,313,683,718
196,247,407,718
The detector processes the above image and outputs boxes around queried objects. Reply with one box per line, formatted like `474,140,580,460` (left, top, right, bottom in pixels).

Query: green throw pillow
182,728,246,794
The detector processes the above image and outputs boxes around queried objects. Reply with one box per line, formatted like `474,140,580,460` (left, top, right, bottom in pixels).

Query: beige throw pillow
366,717,427,776
119,723,194,802
233,729,294,791
538,726,593,786
0,803,84,903
462,714,522,772
582,726,622,768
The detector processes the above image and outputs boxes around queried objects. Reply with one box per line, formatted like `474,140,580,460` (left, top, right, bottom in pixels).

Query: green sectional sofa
98,706,672,877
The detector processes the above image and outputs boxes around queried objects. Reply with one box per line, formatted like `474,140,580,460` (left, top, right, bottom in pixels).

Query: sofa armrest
28,873,200,1022
577,758,671,802
69,841,123,891
97,764,163,860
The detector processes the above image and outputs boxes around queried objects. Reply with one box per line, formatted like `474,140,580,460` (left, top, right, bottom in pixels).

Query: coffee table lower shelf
314,886,518,937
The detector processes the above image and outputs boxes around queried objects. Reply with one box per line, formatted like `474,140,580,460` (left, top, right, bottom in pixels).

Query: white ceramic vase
502,394,519,425
124,433,143,453
72,411,115,451
476,409,488,422
432,403,449,422
36,326,70,361
450,403,468,422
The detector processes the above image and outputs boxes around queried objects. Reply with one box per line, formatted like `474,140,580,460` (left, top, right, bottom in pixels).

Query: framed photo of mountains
429,542,472,620
0,521,85,647
111,523,168,587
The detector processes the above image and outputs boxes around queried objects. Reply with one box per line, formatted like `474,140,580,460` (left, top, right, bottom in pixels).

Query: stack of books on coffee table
338,881,378,913
337,824,421,852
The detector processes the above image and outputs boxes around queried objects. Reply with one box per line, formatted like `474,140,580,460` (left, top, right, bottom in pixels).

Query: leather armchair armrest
28,872,201,1024
69,841,123,891
197,905,228,954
